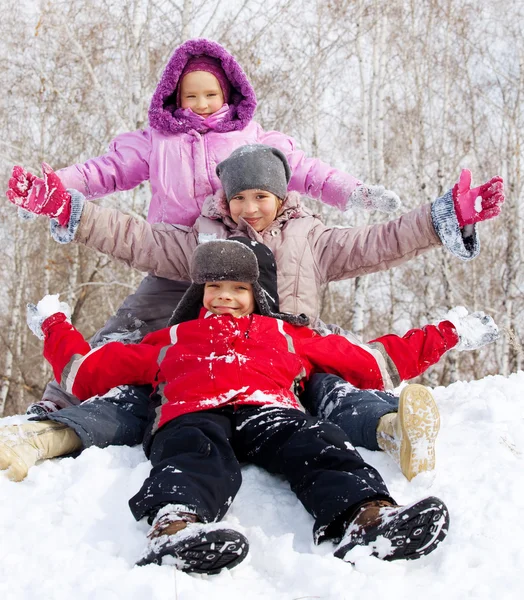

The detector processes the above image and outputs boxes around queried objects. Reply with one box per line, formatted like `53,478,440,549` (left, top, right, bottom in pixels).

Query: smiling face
203,280,255,318
228,189,281,232
179,71,225,117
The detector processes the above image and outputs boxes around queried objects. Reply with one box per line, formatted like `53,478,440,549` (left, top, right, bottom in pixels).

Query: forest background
0,0,522,416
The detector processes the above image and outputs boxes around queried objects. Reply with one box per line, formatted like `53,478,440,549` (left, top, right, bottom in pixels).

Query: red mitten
452,169,504,227
6,163,71,226
6,165,44,206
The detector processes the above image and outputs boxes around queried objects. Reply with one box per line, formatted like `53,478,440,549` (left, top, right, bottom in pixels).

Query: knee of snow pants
48,385,152,449
129,410,242,523
301,373,399,450
40,379,82,410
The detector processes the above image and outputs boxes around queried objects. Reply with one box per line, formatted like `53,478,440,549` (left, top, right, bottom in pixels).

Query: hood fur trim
148,38,257,134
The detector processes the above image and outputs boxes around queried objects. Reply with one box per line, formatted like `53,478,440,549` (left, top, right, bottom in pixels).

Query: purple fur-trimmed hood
148,38,257,135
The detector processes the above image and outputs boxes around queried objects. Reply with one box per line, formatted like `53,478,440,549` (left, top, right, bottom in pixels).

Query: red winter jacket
42,310,459,432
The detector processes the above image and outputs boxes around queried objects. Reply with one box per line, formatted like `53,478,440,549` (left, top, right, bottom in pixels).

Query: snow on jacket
41,309,459,433
55,38,362,226
72,189,442,318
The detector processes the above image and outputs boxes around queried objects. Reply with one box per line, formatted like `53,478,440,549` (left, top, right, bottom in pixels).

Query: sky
1,370,523,600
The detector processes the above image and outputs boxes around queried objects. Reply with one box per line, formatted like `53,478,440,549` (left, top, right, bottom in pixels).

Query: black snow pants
128,405,394,544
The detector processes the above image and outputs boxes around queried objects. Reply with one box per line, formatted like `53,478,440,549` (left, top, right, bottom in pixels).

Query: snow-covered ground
1,372,523,600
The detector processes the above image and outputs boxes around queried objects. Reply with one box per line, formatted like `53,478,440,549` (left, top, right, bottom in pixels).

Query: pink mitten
452,169,504,227
6,166,44,207
6,163,71,226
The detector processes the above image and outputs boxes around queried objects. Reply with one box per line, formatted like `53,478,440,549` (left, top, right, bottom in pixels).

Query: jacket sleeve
367,320,459,383
42,313,166,401
258,129,361,211
309,203,442,283
73,202,197,280
289,320,459,390
56,129,152,199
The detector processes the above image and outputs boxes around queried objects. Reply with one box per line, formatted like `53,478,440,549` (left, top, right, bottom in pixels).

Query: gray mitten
26,294,72,340
444,306,499,351
348,184,401,213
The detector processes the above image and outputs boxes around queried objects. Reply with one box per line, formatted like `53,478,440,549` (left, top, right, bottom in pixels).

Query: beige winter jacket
74,190,441,319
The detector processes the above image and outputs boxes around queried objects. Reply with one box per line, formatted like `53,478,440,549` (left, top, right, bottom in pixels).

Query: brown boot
376,384,440,480
0,421,82,482
136,504,249,573
335,496,449,562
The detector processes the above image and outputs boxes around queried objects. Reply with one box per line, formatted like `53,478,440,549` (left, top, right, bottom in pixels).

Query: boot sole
136,528,249,574
378,384,440,480
398,384,440,479
335,496,449,562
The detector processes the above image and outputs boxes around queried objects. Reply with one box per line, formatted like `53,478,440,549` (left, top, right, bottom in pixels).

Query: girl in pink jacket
6,37,401,415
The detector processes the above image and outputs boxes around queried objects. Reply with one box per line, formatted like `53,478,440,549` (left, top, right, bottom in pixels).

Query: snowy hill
1,372,524,600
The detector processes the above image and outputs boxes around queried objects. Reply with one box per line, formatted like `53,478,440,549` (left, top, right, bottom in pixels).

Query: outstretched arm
291,309,498,390
7,164,196,278
56,130,152,198
311,169,505,284
260,129,401,214
7,130,152,208
28,296,165,401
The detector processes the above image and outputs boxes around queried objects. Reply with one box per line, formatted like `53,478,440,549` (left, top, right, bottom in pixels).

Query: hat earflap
168,284,205,326
252,282,310,327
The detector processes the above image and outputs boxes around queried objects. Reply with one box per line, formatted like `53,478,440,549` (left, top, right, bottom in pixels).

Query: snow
1,372,524,599
33,294,71,319
443,306,499,350
475,195,483,213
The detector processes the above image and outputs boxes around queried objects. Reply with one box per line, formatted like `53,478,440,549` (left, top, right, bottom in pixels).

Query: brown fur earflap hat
168,237,309,326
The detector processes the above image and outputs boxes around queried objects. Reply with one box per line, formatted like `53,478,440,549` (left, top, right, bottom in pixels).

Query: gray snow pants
301,373,399,451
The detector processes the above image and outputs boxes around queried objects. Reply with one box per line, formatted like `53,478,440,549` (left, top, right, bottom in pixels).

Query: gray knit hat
216,144,292,201
168,237,309,327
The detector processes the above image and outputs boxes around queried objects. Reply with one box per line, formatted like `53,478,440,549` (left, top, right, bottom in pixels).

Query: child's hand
26,294,72,340
452,169,504,227
348,184,401,213
6,163,72,226
444,306,499,351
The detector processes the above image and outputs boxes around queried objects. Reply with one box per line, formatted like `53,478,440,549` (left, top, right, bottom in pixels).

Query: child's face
203,281,255,318
229,189,281,232
179,71,225,117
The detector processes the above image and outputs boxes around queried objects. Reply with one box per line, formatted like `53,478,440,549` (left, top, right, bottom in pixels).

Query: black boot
136,505,249,574
335,496,449,562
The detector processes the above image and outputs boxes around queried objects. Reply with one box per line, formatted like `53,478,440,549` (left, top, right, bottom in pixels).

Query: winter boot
0,421,82,481
335,496,449,562
136,505,249,574
376,384,440,480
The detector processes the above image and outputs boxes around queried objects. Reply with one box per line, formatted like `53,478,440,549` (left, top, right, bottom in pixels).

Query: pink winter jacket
56,38,362,226
73,190,441,319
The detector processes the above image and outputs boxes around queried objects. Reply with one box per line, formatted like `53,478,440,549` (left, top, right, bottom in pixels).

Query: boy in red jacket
18,237,469,573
